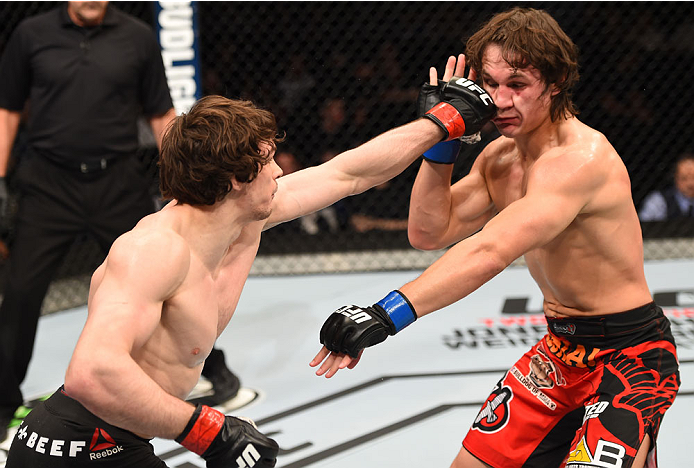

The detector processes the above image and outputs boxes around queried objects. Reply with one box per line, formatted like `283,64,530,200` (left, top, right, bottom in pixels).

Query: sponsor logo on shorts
13,423,125,460
528,347,566,389
583,401,610,424
471,379,513,433
545,333,600,369
566,436,626,468
552,322,577,335
88,427,124,460
510,366,557,410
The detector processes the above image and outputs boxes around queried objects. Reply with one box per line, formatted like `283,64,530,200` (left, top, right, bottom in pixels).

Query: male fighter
6,86,494,466
312,7,680,468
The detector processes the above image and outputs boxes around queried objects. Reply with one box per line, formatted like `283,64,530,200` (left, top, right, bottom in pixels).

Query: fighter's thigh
451,445,492,468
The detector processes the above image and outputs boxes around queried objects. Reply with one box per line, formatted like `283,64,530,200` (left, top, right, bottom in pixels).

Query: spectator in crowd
0,1,178,443
639,153,694,221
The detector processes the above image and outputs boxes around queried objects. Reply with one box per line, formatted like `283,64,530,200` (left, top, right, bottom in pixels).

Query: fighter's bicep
446,170,496,237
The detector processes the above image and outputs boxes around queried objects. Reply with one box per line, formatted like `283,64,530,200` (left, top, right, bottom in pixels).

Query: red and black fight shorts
6,387,168,467
463,302,680,468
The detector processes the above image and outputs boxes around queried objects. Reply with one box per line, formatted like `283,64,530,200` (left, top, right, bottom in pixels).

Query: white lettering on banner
158,2,198,114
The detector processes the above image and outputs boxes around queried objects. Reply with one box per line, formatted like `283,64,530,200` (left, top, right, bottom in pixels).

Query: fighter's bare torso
479,118,652,317
87,203,264,402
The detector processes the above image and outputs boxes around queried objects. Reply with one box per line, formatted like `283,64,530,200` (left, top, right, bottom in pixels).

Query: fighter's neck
513,117,571,161
166,200,254,270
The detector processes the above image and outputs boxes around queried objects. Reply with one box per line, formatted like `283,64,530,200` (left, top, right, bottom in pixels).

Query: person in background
0,1,177,443
639,152,694,220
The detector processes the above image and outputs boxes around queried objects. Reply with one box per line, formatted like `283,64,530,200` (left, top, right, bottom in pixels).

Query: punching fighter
5,75,494,467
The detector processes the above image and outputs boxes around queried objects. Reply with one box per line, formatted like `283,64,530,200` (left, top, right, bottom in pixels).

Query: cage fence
0,1,692,314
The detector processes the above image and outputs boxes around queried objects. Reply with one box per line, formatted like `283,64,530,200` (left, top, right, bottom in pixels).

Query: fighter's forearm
408,161,456,249
399,233,508,317
334,118,442,194
65,354,194,440
0,108,21,176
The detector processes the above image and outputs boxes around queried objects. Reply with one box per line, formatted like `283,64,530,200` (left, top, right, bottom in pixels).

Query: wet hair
159,95,284,205
465,7,580,121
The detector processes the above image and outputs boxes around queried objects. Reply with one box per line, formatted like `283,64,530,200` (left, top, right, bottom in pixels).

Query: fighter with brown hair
6,87,494,467
312,7,679,468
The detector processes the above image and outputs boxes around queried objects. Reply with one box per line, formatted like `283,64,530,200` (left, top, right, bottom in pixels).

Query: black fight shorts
6,387,168,467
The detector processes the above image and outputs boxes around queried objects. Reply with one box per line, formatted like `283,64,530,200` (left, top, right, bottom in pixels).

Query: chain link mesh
0,2,692,314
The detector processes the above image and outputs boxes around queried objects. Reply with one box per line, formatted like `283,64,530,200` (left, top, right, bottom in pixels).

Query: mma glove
320,290,417,358
176,404,279,468
422,76,497,142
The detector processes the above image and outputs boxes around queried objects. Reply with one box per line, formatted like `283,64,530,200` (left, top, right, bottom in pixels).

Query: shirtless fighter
312,8,680,468
5,86,494,467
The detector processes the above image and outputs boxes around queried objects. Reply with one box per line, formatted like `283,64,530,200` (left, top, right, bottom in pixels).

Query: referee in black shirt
0,1,175,442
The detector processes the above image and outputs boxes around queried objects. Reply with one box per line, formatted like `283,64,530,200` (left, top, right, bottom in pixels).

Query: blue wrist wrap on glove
423,139,462,164
376,290,417,333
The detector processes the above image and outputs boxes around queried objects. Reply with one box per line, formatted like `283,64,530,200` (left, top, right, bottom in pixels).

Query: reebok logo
337,305,373,324
90,428,116,451
236,443,261,467
88,427,124,460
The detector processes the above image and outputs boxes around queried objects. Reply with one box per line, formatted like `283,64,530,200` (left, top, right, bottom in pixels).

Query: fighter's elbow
476,240,515,278
64,365,95,403
64,355,107,407
408,225,451,251
409,227,442,251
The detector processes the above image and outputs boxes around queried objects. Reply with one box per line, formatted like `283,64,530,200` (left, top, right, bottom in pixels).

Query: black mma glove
176,404,279,468
320,290,417,358
417,82,463,164
423,76,496,141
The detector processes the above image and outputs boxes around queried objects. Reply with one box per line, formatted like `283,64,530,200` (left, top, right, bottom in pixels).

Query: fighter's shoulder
556,125,619,174
479,135,515,158
474,135,516,170
109,226,191,275
536,127,618,189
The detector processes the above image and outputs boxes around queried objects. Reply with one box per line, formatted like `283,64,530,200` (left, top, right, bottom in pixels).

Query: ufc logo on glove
337,305,373,324
454,77,494,106
236,443,261,467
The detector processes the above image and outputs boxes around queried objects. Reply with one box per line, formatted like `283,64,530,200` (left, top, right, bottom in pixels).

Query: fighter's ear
550,72,566,97
231,177,243,192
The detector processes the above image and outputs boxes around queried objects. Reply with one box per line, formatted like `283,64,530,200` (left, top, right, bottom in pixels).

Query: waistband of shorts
546,302,663,340
45,386,151,442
